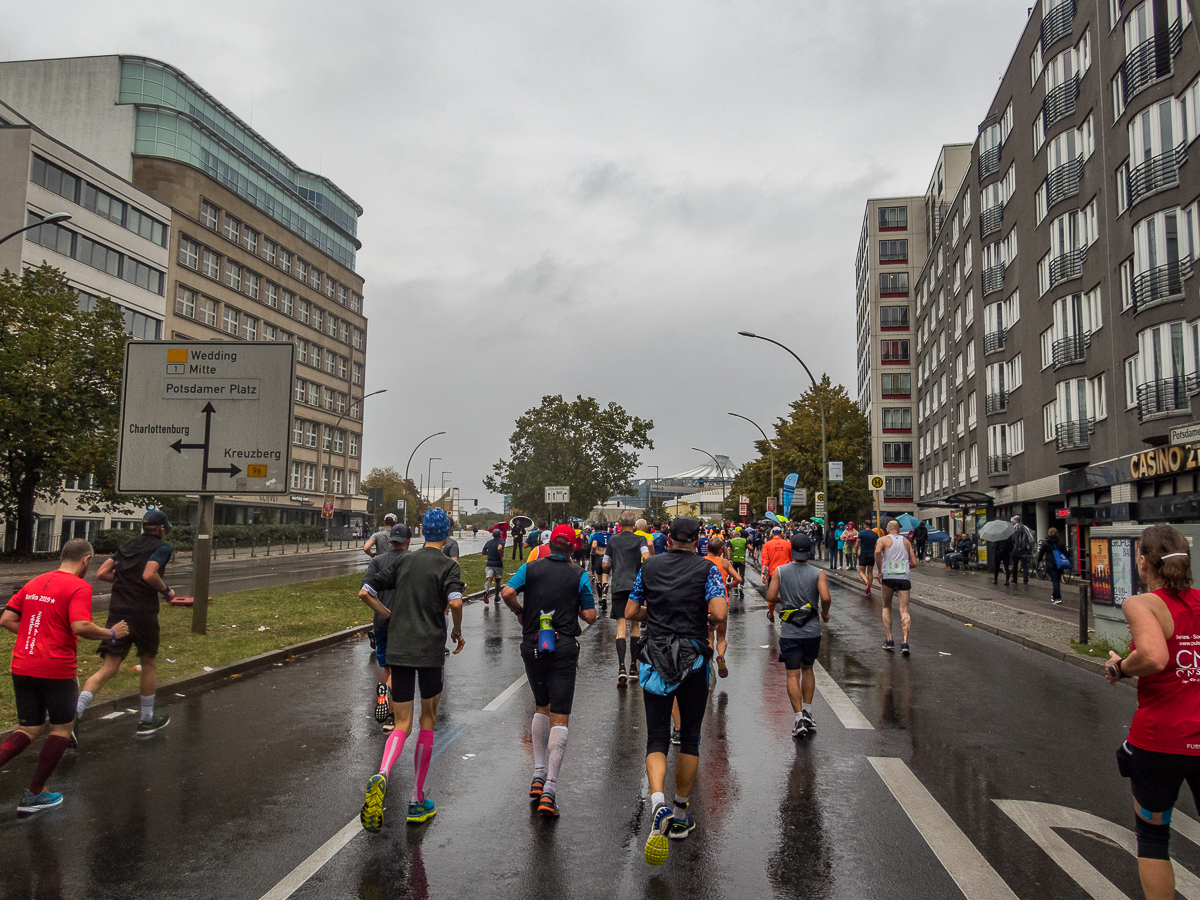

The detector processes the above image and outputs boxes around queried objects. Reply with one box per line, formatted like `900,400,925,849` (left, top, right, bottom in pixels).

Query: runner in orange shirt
704,536,742,677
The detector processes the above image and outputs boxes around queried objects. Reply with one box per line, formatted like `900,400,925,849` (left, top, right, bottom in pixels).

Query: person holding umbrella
977,519,1016,585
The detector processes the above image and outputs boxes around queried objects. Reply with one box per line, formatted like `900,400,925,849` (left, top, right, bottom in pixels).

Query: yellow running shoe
644,803,673,865
360,774,387,833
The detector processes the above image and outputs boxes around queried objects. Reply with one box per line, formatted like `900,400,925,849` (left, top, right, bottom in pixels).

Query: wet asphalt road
1,569,1187,899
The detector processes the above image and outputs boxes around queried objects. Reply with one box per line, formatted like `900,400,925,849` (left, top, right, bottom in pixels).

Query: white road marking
258,818,361,900
482,675,528,712
813,663,874,730
100,711,126,720
870,757,1020,900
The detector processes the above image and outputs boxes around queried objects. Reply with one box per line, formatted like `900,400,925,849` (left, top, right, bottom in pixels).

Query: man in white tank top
875,520,919,655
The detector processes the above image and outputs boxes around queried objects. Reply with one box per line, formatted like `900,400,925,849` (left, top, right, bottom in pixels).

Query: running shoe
361,774,387,832
882,640,895,652
801,709,816,733
135,714,170,737
367,631,377,650
407,797,436,824
529,777,545,800
17,790,63,816
792,719,808,739
716,655,728,678
537,793,559,818
67,729,78,750
668,807,696,841
644,803,674,865
1051,598,1063,605
901,643,910,656
670,729,681,746
618,666,628,686
383,713,396,733
374,684,390,723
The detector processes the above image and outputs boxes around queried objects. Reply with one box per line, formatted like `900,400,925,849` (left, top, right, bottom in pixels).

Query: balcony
1046,156,1083,209
1043,75,1080,130
1052,331,1091,368
1055,418,1094,451
985,391,1008,415
983,329,1006,355
978,146,1000,181
1128,143,1187,206
1049,247,1086,289
982,263,1006,295
987,454,1011,475
1121,22,1182,105
1132,257,1192,313
980,205,1003,238
1137,376,1192,420
1041,0,1076,51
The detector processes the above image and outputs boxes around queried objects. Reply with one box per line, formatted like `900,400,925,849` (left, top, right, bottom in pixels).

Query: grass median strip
0,552,489,729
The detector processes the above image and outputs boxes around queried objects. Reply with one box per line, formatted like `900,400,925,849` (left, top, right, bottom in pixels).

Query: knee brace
1135,807,1173,860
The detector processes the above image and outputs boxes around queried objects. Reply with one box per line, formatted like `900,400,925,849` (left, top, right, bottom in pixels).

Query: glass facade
119,59,361,271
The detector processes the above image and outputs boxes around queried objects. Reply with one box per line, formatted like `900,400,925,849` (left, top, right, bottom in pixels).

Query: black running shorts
99,613,160,659
881,578,912,593
391,666,444,703
778,637,821,670
610,590,632,620
590,555,606,575
12,674,77,727
521,643,580,715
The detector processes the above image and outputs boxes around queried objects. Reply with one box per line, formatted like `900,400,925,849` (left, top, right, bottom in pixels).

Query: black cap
143,509,169,529
389,524,412,543
790,533,813,561
668,517,700,543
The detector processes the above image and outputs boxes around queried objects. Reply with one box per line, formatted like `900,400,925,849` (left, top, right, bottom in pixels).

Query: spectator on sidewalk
840,522,858,570
946,534,973,570
1010,516,1035,585
812,520,824,560
913,523,928,560
991,536,1013,585
1036,527,1066,604
511,523,526,561
827,523,842,570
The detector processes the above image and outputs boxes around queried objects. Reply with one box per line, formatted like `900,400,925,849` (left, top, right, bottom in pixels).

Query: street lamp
692,447,727,519
738,331,828,526
728,412,775,505
0,212,71,247
441,471,452,489
325,388,386,546
404,432,446,528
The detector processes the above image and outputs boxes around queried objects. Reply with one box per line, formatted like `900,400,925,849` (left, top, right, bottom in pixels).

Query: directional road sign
828,461,844,482
795,488,808,506
544,486,571,504
117,341,295,494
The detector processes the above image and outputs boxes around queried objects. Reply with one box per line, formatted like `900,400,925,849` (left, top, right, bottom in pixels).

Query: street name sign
1170,422,1200,445
117,341,295,494
795,488,808,506
544,486,571,503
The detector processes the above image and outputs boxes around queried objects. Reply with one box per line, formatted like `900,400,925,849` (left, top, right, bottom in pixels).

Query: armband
160,586,172,598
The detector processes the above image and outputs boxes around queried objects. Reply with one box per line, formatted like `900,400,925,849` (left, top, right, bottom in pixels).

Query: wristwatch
1107,658,1128,679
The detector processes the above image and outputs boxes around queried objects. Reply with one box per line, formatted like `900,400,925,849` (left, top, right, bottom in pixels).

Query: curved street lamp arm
404,432,446,486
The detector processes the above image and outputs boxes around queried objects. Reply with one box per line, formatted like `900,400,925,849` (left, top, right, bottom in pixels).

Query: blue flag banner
781,473,799,519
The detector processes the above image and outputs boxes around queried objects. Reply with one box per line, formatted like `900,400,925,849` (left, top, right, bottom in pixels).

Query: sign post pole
191,495,215,635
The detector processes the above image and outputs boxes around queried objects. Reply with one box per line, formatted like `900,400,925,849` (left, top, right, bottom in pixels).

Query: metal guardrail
982,263,1006,295
1121,22,1181,105
984,329,1006,355
980,205,1003,237
979,146,1000,181
1132,256,1192,313
1129,143,1187,206
1043,75,1080,130
1138,377,1191,420
1055,418,1094,450
1046,156,1083,209
1041,0,1076,50
987,454,1011,475
1049,247,1086,289
985,391,1008,415
1052,331,1091,368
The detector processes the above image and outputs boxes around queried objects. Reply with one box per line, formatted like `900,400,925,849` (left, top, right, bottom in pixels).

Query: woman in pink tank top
1104,524,1197,900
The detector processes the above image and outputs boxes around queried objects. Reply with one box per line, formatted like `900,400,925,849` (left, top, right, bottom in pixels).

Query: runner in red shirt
0,538,128,816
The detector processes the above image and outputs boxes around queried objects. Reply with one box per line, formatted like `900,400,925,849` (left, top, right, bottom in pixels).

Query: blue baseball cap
423,508,452,541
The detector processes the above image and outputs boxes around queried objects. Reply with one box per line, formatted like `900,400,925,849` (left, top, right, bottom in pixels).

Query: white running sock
794,711,804,724
651,791,666,810
76,690,94,719
544,725,568,798
802,703,812,713
139,694,154,723
531,713,550,778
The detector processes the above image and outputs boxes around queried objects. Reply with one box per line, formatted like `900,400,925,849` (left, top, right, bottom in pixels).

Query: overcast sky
3,1,1035,511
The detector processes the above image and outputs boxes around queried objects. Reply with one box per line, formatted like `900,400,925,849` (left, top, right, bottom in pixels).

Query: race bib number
884,559,906,576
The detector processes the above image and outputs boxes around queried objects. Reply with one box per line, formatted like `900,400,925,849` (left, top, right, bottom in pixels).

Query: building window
262,322,276,342
884,476,913,500
279,248,292,274
324,351,336,375
352,362,363,385
222,306,239,335
879,206,908,230
309,266,321,290
336,393,347,414
337,284,347,306
295,259,308,284
324,275,336,299
351,292,362,313
290,462,301,489
353,329,363,350
198,296,217,327
337,356,347,379
323,387,335,410
882,442,912,465
333,430,345,454
200,200,219,230
281,291,294,317
305,422,318,448
264,281,278,309
296,340,308,365
881,373,910,397
348,471,357,495
880,306,909,330
202,249,220,280
307,383,319,406
879,240,908,262
179,236,199,269
349,433,359,457
222,215,240,244
881,340,910,363
293,418,304,445
296,379,306,402
333,469,343,494
311,306,323,333
303,464,316,491
242,315,257,341
882,408,912,431
244,271,260,300
241,226,258,254
224,261,241,291
297,299,310,325
175,285,196,318
262,238,276,265
880,272,910,296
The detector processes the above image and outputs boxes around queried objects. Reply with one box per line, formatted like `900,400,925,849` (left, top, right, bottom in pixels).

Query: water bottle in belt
538,610,556,652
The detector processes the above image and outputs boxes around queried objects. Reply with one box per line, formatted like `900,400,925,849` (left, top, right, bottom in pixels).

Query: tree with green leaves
727,376,870,525
0,265,140,553
485,395,653,522
361,466,423,528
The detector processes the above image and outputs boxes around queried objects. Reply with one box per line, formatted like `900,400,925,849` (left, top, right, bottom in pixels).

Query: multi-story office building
856,147,969,520
909,0,1200,563
0,56,370,535
0,97,173,549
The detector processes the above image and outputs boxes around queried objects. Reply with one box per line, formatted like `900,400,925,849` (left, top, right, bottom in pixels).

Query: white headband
1162,552,1189,560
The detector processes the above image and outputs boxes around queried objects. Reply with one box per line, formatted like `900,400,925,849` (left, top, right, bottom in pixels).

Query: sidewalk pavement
756,553,1110,675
